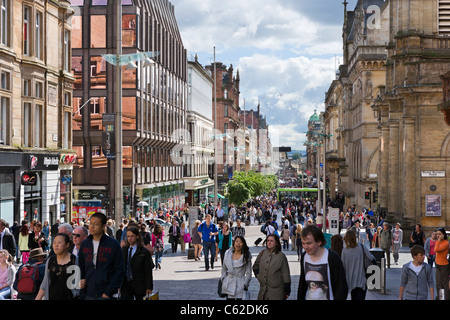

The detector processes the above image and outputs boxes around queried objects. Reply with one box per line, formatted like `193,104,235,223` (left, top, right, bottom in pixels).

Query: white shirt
92,240,100,267
303,249,333,300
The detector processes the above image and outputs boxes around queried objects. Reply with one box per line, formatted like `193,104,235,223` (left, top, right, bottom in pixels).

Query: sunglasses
72,233,81,238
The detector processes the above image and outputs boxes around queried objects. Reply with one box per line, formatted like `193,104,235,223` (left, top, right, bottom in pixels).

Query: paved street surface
153,223,419,301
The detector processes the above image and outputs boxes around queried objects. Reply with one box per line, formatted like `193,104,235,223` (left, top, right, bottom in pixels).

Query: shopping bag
143,291,159,300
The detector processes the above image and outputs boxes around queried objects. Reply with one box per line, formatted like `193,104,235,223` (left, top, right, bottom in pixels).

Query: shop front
135,180,186,215
0,151,22,226
21,153,60,224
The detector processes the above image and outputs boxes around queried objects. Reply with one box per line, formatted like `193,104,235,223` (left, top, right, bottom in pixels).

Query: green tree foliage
225,170,278,206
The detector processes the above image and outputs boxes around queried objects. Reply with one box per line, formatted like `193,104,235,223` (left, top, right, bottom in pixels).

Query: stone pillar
403,118,416,221
379,124,390,210
388,122,400,219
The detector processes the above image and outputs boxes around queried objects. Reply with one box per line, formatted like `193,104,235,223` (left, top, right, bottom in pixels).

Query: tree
225,170,278,201
225,180,251,207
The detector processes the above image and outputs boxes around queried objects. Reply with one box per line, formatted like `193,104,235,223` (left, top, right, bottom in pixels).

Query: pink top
0,266,8,288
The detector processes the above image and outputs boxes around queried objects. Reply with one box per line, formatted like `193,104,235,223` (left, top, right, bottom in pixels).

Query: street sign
328,208,340,235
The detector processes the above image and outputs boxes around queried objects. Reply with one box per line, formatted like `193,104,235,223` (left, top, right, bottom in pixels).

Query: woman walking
253,234,291,300
18,222,30,264
191,220,202,261
435,228,449,300
218,222,232,265
341,229,375,300
35,233,77,300
151,224,164,270
220,236,252,300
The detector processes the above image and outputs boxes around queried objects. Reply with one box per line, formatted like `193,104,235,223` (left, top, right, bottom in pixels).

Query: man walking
197,214,218,271
79,213,124,300
392,223,403,265
380,222,393,268
0,219,15,257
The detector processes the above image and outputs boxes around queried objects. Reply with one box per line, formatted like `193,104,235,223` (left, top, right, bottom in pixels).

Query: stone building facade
0,0,75,225
371,0,450,234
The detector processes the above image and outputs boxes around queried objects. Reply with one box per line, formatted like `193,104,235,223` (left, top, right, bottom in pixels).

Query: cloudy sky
171,0,359,151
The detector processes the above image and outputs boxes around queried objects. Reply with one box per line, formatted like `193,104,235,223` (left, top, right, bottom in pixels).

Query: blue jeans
0,287,11,300
154,250,163,267
202,241,216,270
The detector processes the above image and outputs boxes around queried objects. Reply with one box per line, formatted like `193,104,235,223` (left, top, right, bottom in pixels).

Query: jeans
350,287,366,300
427,255,435,268
282,239,289,250
0,287,11,300
154,250,163,267
393,243,401,263
202,241,216,270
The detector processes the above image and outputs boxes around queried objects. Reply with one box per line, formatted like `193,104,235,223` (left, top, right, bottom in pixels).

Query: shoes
205,267,209,271
158,263,161,269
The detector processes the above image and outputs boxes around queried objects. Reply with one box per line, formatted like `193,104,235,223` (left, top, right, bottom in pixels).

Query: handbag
183,233,192,243
143,291,159,300
218,279,227,298
361,244,376,278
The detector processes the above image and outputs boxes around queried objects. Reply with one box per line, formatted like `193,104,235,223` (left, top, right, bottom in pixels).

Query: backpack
154,235,164,252
17,262,42,294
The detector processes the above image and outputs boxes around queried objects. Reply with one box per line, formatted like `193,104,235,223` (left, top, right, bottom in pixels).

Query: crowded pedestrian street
152,223,413,301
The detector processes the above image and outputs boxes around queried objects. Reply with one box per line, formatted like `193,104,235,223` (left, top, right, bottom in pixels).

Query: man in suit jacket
0,219,16,257
168,220,181,253
121,226,154,300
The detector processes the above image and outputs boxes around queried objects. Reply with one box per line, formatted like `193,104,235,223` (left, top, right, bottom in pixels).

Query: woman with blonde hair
0,250,16,300
295,224,303,261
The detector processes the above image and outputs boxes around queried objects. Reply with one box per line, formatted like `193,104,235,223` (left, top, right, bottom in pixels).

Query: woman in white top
220,236,252,300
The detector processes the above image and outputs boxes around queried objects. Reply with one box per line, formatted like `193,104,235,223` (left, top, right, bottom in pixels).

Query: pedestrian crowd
0,189,447,301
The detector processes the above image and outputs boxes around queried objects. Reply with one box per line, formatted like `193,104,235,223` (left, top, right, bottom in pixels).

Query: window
122,15,137,48
23,79,31,96
63,112,69,149
23,6,30,56
1,0,10,46
0,71,9,90
23,102,31,147
71,56,82,89
64,92,71,106
35,81,43,99
34,104,42,147
439,0,450,35
64,30,70,71
0,97,8,145
90,15,106,48
71,16,82,48
90,56,106,89
35,11,42,59
224,104,228,117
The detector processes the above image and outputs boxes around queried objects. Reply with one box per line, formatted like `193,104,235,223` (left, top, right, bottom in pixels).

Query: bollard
380,257,386,294
439,289,445,300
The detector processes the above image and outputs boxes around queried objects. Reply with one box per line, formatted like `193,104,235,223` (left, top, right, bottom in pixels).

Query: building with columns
371,0,450,235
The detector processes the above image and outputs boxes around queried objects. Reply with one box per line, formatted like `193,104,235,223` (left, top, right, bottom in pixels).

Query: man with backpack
13,248,47,300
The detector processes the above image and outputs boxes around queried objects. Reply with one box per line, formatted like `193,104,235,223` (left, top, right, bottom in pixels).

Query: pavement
152,223,423,301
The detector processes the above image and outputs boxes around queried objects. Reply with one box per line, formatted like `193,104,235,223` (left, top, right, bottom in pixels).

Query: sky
171,0,359,151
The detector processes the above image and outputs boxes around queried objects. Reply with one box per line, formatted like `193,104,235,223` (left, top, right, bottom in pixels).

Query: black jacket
121,246,154,296
2,230,16,256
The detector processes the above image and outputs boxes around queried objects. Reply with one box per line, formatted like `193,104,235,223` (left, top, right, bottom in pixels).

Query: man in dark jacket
79,213,124,300
120,225,153,300
0,219,16,257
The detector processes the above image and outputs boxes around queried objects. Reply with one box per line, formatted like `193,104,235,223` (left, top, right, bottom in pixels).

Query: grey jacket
400,262,434,300
253,249,291,300
220,248,252,299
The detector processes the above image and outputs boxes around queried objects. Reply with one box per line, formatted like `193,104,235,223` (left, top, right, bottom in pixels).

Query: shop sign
21,172,37,185
60,154,77,164
24,154,59,171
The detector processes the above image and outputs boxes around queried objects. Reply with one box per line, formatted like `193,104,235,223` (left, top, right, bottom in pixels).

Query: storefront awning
208,193,225,199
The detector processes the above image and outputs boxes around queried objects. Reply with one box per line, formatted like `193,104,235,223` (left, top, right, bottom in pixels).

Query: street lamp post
213,47,218,209
114,0,123,228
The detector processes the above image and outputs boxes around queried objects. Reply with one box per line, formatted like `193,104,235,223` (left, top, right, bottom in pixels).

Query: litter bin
323,233,333,249
370,248,384,267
